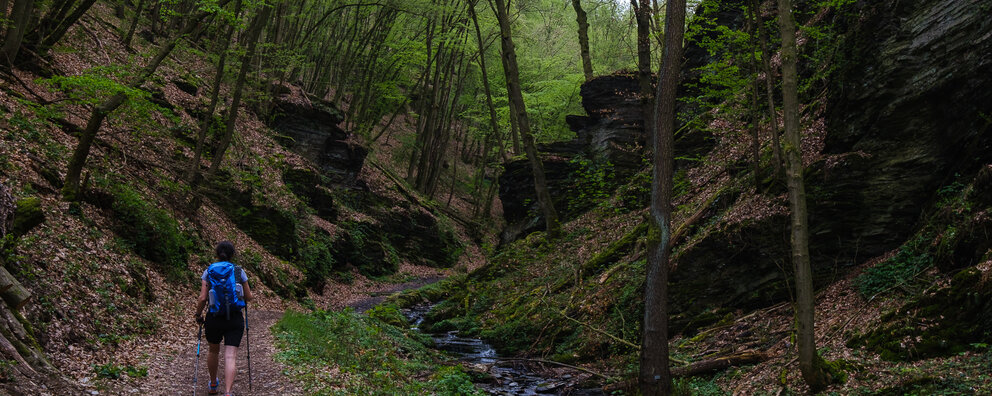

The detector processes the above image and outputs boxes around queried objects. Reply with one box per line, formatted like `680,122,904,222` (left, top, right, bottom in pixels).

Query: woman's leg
224,345,238,393
207,343,221,383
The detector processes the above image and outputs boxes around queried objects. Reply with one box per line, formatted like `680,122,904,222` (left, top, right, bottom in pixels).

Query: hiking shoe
208,378,220,394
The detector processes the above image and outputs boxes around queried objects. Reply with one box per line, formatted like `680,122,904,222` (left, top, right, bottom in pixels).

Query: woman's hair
215,241,236,261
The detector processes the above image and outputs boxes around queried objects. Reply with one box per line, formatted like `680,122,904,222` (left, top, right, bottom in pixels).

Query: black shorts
204,310,244,347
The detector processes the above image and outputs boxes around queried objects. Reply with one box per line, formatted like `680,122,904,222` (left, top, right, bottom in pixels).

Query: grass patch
273,309,482,395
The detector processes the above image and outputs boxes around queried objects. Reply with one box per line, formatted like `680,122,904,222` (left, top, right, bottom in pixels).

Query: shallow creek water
402,304,606,396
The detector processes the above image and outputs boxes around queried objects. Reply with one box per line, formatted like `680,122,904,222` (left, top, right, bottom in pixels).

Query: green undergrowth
415,211,650,367
849,171,992,361
95,176,196,282
273,309,482,395
855,173,992,298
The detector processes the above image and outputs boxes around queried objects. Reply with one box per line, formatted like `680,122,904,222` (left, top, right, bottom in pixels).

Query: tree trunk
747,2,761,191
671,352,768,377
62,0,231,200
639,0,684,393
469,1,505,161
633,0,653,136
571,0,593,81
124,0,149,49
1,0,33,65
38,0,98,51
776,0,829,391
492,0,561,238
186,0,243,185
753,0,783,179
204,3,270,180
0,268,30,311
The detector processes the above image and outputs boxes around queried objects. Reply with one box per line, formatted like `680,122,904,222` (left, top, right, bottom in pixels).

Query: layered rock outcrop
668,0,992,332
814,0,992,263
499,73,650,243
269,93,368,187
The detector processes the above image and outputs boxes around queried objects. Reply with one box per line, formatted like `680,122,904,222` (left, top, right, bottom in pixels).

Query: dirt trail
129,309,300,396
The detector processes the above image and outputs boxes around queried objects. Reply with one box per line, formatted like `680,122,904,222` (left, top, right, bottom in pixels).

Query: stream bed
402,304,606,396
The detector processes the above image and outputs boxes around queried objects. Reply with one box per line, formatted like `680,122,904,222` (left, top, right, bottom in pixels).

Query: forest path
133,309,300,396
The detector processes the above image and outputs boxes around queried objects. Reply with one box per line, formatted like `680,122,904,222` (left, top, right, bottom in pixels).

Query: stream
402,304,606,396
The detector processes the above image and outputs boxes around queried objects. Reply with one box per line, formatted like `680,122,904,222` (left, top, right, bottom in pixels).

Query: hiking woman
195,241,253,396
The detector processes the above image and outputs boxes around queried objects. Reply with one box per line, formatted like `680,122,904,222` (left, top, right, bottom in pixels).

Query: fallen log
672,351,768,377
0,268,31,311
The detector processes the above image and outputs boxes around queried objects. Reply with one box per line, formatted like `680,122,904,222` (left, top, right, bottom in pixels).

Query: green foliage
102,179,195,282
429,366,484,396
40,66,177,129
566,157,616,214
274,309,481,395
368,303,407,328
297,232,337,290
854,236,933,298
673,376,729,396
93,363,148,380
796,0,860,97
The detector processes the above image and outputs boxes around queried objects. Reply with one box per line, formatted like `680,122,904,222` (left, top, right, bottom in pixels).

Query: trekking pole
193,322,203,396
245,304,252,392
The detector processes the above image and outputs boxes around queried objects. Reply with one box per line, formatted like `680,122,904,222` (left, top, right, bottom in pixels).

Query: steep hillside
415,0,992,393
0,2,488,393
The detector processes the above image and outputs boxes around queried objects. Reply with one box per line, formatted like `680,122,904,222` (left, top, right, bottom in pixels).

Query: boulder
11,198,44,238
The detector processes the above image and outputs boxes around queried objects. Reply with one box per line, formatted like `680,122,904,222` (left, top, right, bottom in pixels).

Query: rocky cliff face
814,0,992,263
269,93,368,187
499,73,650,243
667,0,992,331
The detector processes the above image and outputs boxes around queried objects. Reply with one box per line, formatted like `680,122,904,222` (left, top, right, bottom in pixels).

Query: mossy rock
11,197,44,237
202,179,298,260
848,267,992,360
367,304,407,328
282,168,337,222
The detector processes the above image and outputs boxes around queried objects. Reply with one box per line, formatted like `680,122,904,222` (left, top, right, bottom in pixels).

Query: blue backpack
206,261,246,319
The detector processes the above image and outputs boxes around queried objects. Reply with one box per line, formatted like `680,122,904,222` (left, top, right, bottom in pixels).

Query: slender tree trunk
204,3,270,180
492,0,560,237
777,0,829,391
571,0,593,81
38,0,98,51
747,3,761,191
124,0,149,49
753,0,783,179
639,0,684,393
469,1,505,161
186,0,243,184
1,0,33,65
633,0,653,136
62,0,231,200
